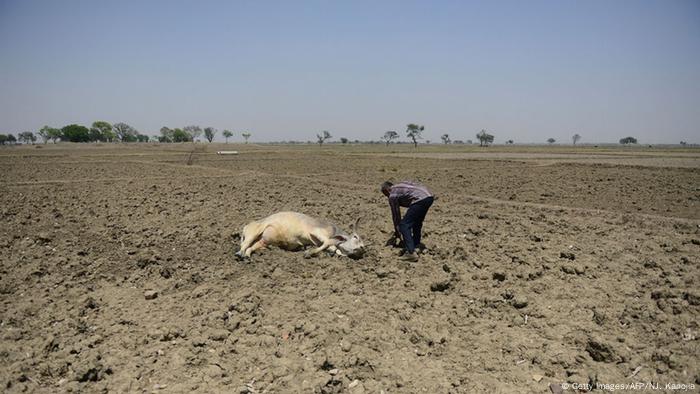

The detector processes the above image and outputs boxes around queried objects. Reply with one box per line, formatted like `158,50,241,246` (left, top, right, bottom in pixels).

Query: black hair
380,181,393,192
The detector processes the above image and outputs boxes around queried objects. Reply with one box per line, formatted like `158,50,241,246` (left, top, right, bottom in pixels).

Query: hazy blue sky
1,0,698,143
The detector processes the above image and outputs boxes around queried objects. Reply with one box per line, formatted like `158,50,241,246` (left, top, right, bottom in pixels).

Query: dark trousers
399,196,434,254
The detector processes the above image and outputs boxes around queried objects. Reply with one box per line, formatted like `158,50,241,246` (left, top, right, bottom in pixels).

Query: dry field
0,143,699,393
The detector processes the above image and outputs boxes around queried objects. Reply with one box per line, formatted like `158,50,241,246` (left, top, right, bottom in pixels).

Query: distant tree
619,136,638,145
136,134,150,142
340,137,349,144
18,131,37,144
547,138,556,144
506,139,514,145
39,126,61,143
113,122,137,142
103,129,116,142
476,129,494,147
317,130,332,146
382,130,399,146
242,131,251,143
89,121,113,142
88,128,102,142
204,127,217,143
47,128,61,143
7,134,17,144
222,129,233,143
172,128,191,142
680,141,687,146
61,124,90,142
466,139,473,145
406,124,424,148
0,134,8,145
441,134,451,144
159,127,173,142
572,133,581,145
38,125,58,144
453,140,464,144
183,125,202,142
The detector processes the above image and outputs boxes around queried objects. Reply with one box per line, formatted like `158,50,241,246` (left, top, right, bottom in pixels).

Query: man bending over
381,181,434,262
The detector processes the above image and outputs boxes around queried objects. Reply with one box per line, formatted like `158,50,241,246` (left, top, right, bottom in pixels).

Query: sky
0,0,698,144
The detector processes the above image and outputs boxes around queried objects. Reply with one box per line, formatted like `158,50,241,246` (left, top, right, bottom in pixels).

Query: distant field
1,143,698,392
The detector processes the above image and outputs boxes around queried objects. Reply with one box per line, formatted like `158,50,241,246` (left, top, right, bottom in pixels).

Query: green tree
61,124,90,142
340,137,348,144
159,127,173,142
476,129,494,147
172,128,191,142
242,131,251,143
89,128,102,142
222,129,233,143
90,121,113,142
406,124,424,148
47,128,61,143
113,122,137,142
136,134,150,142
619,136,638,145
38,125,58,144
547,138,556,144
316,130,332,146
183,125,202,142
0,134,8,145
572,133,581,145
18,131,37,144
103,129,116,142
382,130,398,146
441,134,451,144
204,127,217,143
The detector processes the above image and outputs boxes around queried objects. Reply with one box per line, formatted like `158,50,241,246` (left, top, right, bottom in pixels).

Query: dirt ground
1,143,698,393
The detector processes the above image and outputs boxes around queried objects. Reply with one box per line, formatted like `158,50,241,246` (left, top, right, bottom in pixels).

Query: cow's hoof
234,251,247,261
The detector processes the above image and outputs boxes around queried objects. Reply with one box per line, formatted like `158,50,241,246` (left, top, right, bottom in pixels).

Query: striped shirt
388,181,433,229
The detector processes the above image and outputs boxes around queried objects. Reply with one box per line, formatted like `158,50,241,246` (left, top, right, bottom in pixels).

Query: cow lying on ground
235,211,366,259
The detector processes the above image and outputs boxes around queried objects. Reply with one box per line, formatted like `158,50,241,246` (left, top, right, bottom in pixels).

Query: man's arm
389,196,401,236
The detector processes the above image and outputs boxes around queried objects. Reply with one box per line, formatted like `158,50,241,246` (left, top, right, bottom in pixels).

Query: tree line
0,121,252,145
377,125,585,148
0,121,664,147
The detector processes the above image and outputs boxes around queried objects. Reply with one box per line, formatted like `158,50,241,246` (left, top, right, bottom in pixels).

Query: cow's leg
303,231,336,258
243,226,277,257
303,241,332,258
236,222,263,259
244,238,267,257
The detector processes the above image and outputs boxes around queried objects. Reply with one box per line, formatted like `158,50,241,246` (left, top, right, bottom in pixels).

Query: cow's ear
332,235,348,243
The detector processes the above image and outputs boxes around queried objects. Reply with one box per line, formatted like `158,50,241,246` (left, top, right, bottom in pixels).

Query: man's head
381,181,393,197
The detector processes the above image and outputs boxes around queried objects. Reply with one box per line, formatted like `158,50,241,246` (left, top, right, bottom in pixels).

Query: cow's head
334,218,365,258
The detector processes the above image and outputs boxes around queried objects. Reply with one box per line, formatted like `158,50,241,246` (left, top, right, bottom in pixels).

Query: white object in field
216,151,239,155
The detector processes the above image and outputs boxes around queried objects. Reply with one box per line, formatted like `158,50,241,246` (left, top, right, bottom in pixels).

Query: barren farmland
1,144,699,393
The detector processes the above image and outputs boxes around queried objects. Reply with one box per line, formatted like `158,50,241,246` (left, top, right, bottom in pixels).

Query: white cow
235,211,365,259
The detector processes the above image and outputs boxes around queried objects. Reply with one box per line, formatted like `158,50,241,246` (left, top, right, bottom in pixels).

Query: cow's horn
352,217,361,231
